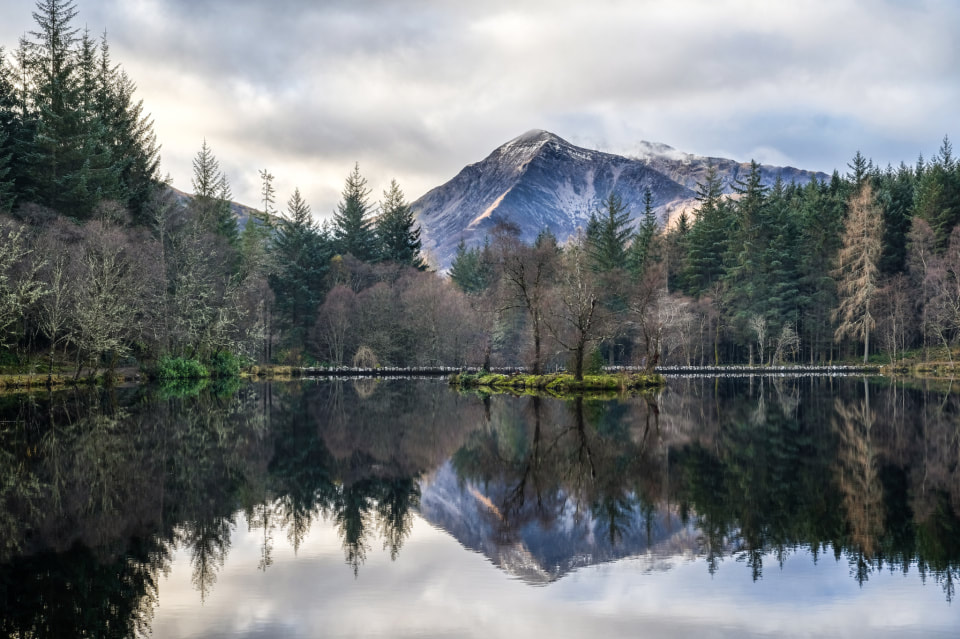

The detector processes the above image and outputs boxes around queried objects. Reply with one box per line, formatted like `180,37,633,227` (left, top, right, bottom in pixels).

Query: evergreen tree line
447,139,960,369
0,0,160,221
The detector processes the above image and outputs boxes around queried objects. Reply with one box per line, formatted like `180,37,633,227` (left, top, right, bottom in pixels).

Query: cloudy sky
1,0,958,218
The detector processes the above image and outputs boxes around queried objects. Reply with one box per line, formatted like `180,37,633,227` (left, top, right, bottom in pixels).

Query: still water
1,376,958,638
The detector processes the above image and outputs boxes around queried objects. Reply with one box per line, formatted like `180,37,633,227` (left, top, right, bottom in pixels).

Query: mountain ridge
411,130,829,269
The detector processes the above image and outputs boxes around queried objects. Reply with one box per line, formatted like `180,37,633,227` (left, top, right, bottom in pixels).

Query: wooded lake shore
0,363,893,392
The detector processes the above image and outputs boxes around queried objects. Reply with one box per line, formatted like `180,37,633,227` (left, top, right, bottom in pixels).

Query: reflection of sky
151,512,957,639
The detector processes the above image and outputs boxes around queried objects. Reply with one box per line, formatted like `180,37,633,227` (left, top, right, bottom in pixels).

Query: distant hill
410,130,829,269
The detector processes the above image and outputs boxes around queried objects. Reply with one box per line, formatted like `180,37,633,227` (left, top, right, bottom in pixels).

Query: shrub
156,356,208,380
584,348,604,375
207,351,242,378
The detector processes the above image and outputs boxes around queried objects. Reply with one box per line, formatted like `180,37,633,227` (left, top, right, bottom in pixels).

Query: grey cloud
1,0,957,211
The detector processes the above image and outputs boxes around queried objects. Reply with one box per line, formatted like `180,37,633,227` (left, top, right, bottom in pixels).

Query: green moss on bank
449,371,665,394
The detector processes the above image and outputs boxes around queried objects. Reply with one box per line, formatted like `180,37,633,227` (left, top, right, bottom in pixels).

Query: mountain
417,461,701,585
410,130,829,269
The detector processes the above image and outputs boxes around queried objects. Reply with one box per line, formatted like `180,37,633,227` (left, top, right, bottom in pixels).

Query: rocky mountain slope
411,130,828,269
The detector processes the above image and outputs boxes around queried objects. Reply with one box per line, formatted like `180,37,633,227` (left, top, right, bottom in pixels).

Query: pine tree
188,140,237,244
376,179,425,269
214,172,238,245
796,176,842,363
0,52,14,212
332,163,377,262
449,239,492,294
722,160,772,357
270,188,333,348
95,32,159,221
0,127,13,212
683,163,731,294
915,136,960,249
834,183,884,363
628,187,659,279
19,0,92,215
587,192,632,271
240,168,276,276
75,29,119,207
847,150,872,190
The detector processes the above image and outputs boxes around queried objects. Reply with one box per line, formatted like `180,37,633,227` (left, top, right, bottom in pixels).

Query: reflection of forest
0,377,959,636
0,380,481,637
443,377,960,597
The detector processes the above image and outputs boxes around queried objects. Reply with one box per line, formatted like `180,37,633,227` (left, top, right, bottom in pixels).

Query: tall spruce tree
190,139,237,244
684,163,731,294
376,179,425,269
0,49,17,212
449,238,493,295
94,33,159,221
915,136,960,249
722,160,772,358
20,0,91,215
628,187,659,279
333,163,377,262
270,188,332,348
587,192,632,271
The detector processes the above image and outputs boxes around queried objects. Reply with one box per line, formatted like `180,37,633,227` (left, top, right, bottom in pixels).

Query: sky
1,0,958,219
148,509,957,638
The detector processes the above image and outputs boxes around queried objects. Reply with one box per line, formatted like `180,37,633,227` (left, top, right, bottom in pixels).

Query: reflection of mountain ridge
419,461,698,584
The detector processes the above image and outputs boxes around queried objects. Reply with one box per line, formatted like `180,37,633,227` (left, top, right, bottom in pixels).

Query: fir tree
0,127,13,212
332,163,377,262
270,188,333,348
587,192,632,272
683,164,730,294
449,238,493,294
915,136,960,249
628,187,659,279
376,179,425,269
190,140,237,245
95,32,159,221
19,0,91,215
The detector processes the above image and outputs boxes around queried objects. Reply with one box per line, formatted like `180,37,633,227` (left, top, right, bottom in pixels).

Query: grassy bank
449,371,665,394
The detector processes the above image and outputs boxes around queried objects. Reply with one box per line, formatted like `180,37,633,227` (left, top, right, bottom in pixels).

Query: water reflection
0,376,958,638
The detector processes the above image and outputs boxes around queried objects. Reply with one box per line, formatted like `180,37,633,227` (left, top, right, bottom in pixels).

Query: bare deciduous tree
545,234,608,380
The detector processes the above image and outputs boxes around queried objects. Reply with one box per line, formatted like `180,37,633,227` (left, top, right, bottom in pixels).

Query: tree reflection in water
0,376,959,638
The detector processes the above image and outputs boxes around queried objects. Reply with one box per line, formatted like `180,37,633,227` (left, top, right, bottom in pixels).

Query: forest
2,1,960,379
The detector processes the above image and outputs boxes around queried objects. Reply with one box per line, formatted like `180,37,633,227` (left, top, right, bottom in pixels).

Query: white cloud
1,0,957,218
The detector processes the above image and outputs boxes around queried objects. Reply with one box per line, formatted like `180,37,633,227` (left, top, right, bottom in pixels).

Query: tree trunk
532,325,541,375
574,344,584,381
863,316,870,364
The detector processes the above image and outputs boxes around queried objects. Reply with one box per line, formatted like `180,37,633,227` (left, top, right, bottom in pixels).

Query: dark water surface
1,376,958,638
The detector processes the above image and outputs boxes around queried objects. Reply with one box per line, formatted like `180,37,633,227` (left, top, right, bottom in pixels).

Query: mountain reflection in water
0,376,958,638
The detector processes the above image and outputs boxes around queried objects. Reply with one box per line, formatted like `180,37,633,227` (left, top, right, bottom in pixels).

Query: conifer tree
95,33,159,220
376,179,425,269
190,139,235,242
270,188,332,348
332,163,377,262
449,239,493,294
628,187,658,279
683,164,730,294
19,0,91,215
0,53,13,210
834,183,884,363
915,136,960,249
0,128,12,212
587,192,632,272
